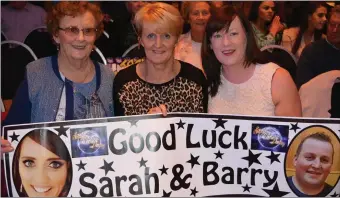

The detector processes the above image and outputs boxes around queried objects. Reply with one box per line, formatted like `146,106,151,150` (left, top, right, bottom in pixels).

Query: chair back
330,81,340,118
90,46,107,65
1,40,37,99
24,26,57,58
1,31,8,41
260,45,297,81
122,43,145,58
299,70,340,118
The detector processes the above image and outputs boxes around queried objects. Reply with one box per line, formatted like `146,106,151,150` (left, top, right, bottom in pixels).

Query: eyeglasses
58,26,98,36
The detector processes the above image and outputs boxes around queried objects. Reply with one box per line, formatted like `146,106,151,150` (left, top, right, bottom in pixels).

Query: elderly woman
4,2,114,125
202,5,301,117
174,1,211,71
248,1,285,49
113,2,207,116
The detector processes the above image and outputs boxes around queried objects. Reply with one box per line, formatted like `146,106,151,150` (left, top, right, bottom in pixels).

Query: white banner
3,113,340,197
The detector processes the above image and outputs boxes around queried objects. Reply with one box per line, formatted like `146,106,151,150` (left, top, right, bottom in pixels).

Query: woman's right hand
269,16,284,37
1,138,13,156
148,104,168,117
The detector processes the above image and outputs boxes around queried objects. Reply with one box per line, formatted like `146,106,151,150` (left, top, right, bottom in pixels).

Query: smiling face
140,22,178,66
294,138,333,188
19,137,68,197
258,1,275,23
54,11,97,61
188,2,211,34
310,6,327,30
210,16,247,68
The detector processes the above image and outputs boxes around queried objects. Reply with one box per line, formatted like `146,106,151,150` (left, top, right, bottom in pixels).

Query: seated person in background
114,2,208,116
288,132,335,197
248,1,285,49
174,1,211,71
296,7,340,89
282,2,328,59
202,5,301,117
1,1,46,42
115,1,148,57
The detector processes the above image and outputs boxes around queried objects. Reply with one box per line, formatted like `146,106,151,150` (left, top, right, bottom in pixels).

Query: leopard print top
114,61,208,116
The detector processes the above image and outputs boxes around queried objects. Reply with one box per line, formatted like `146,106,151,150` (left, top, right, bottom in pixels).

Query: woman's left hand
148,104,168,117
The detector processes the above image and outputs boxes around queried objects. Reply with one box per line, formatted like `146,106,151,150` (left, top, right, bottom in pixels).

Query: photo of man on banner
285,126,340,197
12,129,72,197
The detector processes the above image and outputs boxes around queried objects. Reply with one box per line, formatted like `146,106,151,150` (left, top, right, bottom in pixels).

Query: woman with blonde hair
114,2,207,116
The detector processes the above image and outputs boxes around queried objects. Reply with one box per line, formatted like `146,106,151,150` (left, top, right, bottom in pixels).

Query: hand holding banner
3,113,340,197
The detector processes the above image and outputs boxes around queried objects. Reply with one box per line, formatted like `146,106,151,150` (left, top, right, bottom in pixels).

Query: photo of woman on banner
113,2,208,116
202,5,301,117
286,126,340,196
12,129,72,197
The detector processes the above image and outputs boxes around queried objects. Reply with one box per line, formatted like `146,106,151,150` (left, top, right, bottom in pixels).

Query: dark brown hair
295,132,334,163
12,129,73,197
46,1,104,38
291,2,328,55
202,5,265,97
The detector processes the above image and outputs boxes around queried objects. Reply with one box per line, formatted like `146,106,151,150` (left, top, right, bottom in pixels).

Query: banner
3,113,340,197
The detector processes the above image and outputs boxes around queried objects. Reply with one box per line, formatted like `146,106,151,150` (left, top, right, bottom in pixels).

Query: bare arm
272,68,302,117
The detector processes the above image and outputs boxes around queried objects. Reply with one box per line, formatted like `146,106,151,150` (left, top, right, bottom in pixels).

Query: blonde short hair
134,2,184,38
181,1,211,23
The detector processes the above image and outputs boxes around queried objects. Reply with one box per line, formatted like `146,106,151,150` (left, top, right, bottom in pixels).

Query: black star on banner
330,192,339,197
76,160,87,171
128,119,139,127
55,125,69,137
187,154,200,169
214,150,224,159
9,132,20,142
138,157,148,168
262,182,290,197
99,160,114,175
242,150,262,168
159,165,169,175
190,187,199,197
162,190,172,197
266,151,281,164
212,118,227,129
242,184,252,192
176,119,186,129
290,123,300,133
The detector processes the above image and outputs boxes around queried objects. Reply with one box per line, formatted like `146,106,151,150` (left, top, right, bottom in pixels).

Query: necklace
79,65,93,83
141,60,178,110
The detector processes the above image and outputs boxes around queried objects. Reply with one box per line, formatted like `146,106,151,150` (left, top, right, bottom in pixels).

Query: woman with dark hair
12,129,72,197
282,2,328,59
248,1,285,49
202,5,301,116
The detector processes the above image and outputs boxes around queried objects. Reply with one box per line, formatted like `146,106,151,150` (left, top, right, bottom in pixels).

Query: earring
56,44,60,51
20,184,23,193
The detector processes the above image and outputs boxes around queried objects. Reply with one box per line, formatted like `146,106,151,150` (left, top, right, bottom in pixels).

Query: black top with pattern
113,61,208,116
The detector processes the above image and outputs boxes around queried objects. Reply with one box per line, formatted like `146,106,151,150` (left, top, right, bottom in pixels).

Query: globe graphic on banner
257,127,283,149
77,130,101,154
